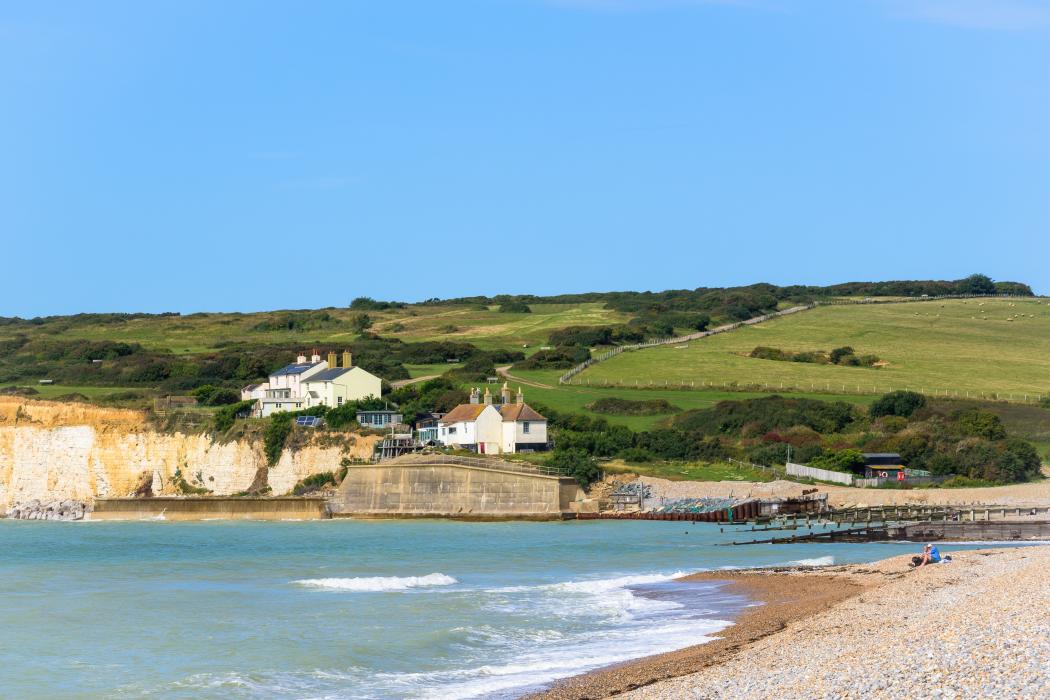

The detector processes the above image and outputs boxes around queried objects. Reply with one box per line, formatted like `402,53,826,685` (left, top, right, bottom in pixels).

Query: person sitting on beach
911,543,942,568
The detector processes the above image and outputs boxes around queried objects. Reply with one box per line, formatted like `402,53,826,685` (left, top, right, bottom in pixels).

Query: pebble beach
537,545,1050,700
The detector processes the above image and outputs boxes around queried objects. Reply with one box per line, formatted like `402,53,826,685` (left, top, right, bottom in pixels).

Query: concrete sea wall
331,461,580,518
0,398,378,509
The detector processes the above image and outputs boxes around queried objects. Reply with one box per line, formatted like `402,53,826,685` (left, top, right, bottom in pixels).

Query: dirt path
389,375,438,390
496,365,553,389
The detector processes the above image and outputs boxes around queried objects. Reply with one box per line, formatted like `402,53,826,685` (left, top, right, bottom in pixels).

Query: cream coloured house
438,384,548,454
301,364,382,409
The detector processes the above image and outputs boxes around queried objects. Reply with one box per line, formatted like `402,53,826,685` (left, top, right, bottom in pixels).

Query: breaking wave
293,573,458,592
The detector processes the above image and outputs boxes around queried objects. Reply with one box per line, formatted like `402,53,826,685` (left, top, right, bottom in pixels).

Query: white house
243,350,382,418
438,384,548,454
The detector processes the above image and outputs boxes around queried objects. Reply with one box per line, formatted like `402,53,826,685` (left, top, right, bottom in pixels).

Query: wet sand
529,566,868,700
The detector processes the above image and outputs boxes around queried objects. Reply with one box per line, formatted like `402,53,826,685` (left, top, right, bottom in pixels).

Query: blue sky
1,0,1048,316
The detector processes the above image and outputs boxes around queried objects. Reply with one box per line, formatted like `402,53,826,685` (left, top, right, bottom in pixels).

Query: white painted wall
501,420,548,452
269,361,327,397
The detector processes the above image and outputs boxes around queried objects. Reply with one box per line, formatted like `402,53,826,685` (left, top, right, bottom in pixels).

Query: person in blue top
911,543,942,567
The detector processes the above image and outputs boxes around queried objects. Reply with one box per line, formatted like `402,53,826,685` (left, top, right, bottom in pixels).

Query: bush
671,396,858,436
350,297,405,311
829,346,855,364
497,301,531,313
547,448,601,487
870,390,926,418
586,398,680,415
192,384,240,406
349,313,374,334
514,346,590,370
955,409,1007,440
810,448,866,474
292,471,337,495
617,447,654,463
213,400,256,432
263,415,293,466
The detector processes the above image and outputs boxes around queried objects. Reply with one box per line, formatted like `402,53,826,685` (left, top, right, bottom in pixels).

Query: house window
337,397,343,406
523,421,530,434
448,427,457,435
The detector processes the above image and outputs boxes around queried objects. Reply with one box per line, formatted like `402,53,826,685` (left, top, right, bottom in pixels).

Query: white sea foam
491,570,691,595
381,617,732,700
294,573,457,592
788,555,834,567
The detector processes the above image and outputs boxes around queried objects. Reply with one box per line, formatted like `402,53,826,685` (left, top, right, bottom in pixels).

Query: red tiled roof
499,403,545,422
438,402,546,425
438,404,487,425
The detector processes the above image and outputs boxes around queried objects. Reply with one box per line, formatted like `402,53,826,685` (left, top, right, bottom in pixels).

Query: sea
0,519,1000,699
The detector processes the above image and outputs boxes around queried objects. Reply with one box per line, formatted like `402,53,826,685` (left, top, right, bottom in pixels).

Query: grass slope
0,303,625,356
579,299,1050,399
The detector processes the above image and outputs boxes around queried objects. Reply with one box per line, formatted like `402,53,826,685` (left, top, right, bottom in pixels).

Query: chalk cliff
0,398,379,508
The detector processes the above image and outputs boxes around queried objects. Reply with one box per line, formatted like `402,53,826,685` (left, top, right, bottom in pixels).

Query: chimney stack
296,351,307,364
469,387,480,405
516,387,524,404
310,349,321,364
483,387,493,406
342,350,352,368
501,382,511,405
327,351,337,368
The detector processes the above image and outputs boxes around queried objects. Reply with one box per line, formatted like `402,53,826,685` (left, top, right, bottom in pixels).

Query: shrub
292,471,337,495
875,415,908,434
263,415,293,466
213,400,256,432
810,448,866,474
547,448,601,488
349,313,374,334
350,297,405,311
586,398,680,416
617,447,654,463
672,396,858,436
829,346,855,364
497,301,531,313
514,346,590,370
955,409,1007,440
870,390,926,418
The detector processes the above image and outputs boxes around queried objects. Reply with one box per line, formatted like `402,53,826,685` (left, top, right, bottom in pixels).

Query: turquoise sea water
0,520,994,699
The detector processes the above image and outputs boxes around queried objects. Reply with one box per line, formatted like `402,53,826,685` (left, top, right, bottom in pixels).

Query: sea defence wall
90,497,329,521
330,455,581,519
0,398,379,508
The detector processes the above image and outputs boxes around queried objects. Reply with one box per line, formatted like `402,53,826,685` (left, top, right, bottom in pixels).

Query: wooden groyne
729,519,1050,545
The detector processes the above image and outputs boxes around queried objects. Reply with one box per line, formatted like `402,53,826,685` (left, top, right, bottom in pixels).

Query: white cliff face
0,399,378,508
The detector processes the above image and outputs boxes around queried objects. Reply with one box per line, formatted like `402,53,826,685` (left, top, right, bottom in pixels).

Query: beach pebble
623,547,1050,700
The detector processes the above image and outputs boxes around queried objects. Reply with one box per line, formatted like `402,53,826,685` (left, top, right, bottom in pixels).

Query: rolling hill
575,298,1050,400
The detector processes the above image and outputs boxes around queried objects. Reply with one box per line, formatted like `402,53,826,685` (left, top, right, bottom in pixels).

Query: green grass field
4,302,626,355
603,459,775,482
0,383,134,400
578,299,1050,399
